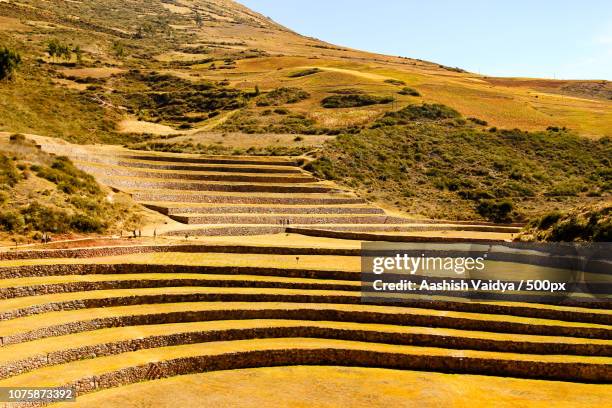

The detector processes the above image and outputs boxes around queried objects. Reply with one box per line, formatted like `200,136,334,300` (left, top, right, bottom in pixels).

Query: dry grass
64,366,612,408
118,119,178,136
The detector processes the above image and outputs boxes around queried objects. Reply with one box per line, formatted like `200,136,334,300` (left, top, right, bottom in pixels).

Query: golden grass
62,366,612,408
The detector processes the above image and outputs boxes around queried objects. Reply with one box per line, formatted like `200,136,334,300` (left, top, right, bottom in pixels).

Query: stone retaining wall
2,325,609,380
0,244,360,261
101,178,334,193
8,348,612,408
123,155,297,166
145,204,385,216
133,193,366,205
79,164,315,184
117,161,304,174
171,214,405,225
2,304,610,346
1,264,609,323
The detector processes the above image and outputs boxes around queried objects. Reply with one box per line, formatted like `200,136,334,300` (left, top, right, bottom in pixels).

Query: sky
240,0,612,80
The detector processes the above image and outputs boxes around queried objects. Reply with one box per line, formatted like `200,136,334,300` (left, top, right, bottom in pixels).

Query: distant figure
133,230,137,238
138,230,142,238
154,229,157,239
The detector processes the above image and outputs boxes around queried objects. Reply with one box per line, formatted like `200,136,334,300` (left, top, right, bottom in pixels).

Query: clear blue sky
240,0,612,80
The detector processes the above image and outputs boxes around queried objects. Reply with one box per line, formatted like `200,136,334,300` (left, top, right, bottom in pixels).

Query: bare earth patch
118,119,179,136
59,67,124,79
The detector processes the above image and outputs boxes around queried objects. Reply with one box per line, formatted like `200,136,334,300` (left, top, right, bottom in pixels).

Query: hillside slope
0,0,610,141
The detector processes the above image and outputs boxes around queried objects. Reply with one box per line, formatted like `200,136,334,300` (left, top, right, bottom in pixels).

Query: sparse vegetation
0,135,142,239
288,68,321,78
306,105,611,221
398,87,420,96
384,79,406,86
0,46,21,80
130,140,309,156
373,103,461,126
321,94,394,108
518,204,611,242
256,87,310,106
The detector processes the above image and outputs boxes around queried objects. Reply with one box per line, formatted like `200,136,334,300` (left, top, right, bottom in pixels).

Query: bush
0,47,21,80
476,200,514,223
384,79,406,86
0,154,21,187
69,214,105,233
321,94,394,108
21,203,69,233
0,211,25,232
468,117,488,126
256,87,310,106
304,156,337,179
373,104,461,127
398,87,420,96
288,68,321,78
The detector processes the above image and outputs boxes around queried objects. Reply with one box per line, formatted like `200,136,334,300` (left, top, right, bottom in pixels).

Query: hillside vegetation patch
256,87,310,106
306,105,611,221
0,135,143,241
321,94,394,109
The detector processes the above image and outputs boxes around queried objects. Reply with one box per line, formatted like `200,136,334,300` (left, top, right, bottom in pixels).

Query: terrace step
2,291,609,340
143,203,385,215
0,338,609,392
167,214,413,225
99,177,335,193
78,163,316,184
132,192,366,205
1,319,610,381
121,154,297,166
166,224,521,236
67,155,304,173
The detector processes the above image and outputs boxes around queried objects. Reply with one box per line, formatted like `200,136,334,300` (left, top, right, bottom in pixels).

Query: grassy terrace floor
0,241,609,405
62,366,612,408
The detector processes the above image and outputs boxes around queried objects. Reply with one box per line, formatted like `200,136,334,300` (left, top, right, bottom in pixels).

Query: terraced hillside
32,137,521,239
0,243,610,407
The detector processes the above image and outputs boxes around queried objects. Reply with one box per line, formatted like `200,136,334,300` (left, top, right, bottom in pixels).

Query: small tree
112,41,125,59
47,39,71,62
0,47,21,80
194,12,203,27
47,39,59,60
73,45,83,64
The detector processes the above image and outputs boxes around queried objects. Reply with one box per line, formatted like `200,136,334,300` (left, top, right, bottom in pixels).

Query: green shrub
21,203,69,233
398,87,420,96
384,79,406,86
321,94,394,108
0,211,25,232
0,155,21,187
304,156,337,179
288,68,321,78
374,103,461,126
468,117,488,126
256,87,310,106
34,157,101,195
69,214,105,233
476,200,514,223
0,47,21,80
